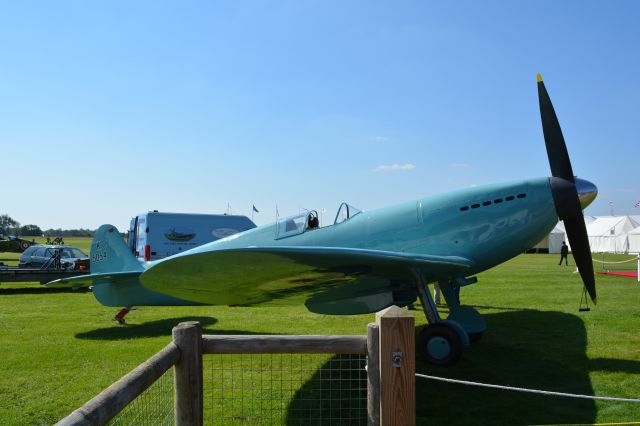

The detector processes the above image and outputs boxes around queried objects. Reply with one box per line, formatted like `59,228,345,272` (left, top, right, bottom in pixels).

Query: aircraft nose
575,178,597,209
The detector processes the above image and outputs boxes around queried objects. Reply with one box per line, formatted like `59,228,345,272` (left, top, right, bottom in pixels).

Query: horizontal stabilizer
46,271,143,289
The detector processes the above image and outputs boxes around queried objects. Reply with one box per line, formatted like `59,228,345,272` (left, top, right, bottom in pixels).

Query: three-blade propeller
537,74,597,303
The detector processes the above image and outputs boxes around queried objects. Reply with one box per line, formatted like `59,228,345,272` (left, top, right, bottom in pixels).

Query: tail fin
91,224,144,274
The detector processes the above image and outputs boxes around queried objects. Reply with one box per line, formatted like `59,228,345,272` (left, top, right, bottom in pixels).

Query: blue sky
1,1,638,230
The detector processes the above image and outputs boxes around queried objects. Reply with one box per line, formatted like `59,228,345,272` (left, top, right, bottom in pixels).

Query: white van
128,211,256,261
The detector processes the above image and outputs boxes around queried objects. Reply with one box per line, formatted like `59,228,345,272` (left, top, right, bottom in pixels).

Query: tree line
0,214,94,237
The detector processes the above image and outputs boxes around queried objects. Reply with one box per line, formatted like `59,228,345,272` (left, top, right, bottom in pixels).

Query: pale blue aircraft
48,75,597,365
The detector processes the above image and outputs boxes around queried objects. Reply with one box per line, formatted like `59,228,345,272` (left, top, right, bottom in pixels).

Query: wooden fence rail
202,334,367,354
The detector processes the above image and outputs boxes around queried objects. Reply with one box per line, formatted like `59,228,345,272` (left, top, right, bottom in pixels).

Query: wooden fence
56,305,415,426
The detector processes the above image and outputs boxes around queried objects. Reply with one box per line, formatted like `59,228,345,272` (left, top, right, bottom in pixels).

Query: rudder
91,224,144,274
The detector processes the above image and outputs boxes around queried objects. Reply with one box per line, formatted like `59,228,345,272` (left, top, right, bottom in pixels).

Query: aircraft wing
140,247,473,314
46,271,143,289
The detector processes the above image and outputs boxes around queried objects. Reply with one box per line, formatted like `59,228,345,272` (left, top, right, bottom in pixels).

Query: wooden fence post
173,321,203,426
367,323,380,426
376,306,415,426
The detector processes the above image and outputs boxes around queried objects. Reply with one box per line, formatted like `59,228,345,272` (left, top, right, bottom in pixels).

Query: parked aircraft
47,75,597,365
0,235,35,253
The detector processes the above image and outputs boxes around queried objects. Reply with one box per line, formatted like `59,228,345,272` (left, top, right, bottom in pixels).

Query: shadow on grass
284,309,604,425
466,303,534,312
75,317,283,340
0,286,91,295
589,358,640,374
76,316,219,340
415,309,596,425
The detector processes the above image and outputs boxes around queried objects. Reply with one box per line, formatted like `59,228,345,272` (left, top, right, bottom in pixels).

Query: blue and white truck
127,211,256,261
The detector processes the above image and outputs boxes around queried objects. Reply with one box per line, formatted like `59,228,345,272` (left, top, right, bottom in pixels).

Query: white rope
415,373,640,403
592,257,638,265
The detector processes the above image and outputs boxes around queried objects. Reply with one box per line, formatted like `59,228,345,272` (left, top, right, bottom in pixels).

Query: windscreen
334,203,362,224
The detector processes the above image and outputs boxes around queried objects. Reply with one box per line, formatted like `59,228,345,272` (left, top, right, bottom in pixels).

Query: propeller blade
564,214,597,303
538,74,597,304
537,74,574,182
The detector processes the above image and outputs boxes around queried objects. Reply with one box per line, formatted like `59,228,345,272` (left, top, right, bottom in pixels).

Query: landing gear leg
438,279,486,342
114,307,132,325
414,270,441,325
412,270,468,366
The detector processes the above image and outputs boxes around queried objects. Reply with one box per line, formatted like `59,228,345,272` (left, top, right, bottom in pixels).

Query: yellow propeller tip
592,297,597,305
536,73,543,82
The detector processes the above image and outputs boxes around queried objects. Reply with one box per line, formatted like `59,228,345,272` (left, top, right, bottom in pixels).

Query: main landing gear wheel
417,323,464,366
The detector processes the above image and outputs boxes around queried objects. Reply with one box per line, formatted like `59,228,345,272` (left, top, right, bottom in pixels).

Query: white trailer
128,211,256,261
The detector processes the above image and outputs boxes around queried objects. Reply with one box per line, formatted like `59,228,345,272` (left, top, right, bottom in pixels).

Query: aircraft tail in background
46,224,144,289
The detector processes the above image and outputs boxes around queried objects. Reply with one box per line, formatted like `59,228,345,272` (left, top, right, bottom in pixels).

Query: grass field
1,239,639,424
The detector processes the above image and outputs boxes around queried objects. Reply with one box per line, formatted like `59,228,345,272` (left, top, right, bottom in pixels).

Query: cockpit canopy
275,203,361,239
275,212,307,239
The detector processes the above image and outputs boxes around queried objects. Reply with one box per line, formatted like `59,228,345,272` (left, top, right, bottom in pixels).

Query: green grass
1,249,639,424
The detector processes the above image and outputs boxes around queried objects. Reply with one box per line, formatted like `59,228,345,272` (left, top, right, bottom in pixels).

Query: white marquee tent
627,226,640,253
533,216,640,254
582,216,640,253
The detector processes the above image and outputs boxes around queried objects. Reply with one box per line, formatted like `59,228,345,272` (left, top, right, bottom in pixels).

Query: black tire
416,323,464,366
19,241,30,251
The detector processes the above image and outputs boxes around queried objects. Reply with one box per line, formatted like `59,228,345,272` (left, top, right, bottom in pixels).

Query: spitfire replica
48,75,597,366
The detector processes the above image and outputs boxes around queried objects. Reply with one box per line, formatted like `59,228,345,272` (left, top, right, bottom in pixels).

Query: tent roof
586,216,640,236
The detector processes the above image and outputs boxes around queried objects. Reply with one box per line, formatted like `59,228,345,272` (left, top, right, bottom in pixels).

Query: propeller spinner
537,74,598,303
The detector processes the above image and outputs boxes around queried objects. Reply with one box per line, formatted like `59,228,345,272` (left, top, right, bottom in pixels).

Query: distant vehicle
127,211,256,261
0,235,35,253
19,245,89,269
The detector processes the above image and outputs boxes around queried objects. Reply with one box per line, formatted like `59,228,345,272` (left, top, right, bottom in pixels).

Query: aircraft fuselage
185,176,558,279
